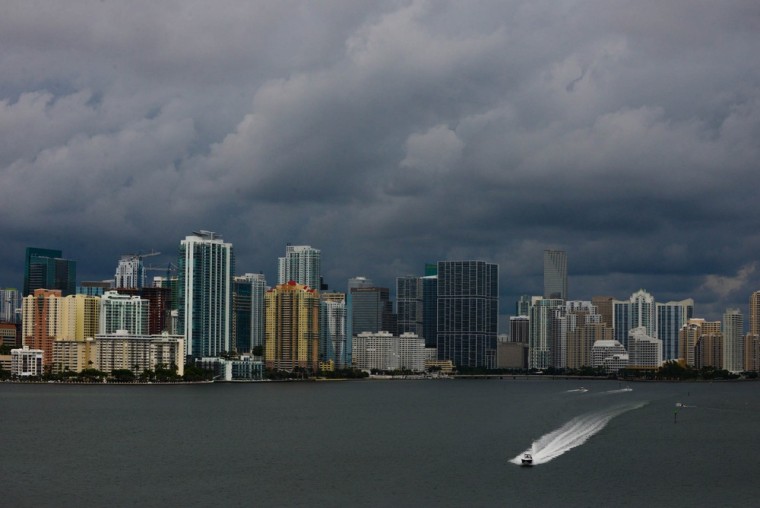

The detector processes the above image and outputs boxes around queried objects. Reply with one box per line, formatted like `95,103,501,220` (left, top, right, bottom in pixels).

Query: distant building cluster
2,240,760,380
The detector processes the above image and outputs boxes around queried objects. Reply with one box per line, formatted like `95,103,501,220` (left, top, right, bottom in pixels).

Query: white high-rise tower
278,245,321,290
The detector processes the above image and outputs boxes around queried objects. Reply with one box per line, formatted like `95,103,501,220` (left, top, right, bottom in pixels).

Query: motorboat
521,453,533,466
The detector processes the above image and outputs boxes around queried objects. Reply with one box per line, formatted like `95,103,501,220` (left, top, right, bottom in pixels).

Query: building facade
437,260,498,368
264,281,320,372
722,308,743,372
24,247,76,297
178,231,234,359
278,245,321,290
99,291,148,335
320,293,347,368
543,250,567,300
613,290,656,349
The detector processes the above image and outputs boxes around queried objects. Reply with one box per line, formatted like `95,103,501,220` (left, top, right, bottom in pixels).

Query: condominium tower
278,245,321,290
177,231,234,359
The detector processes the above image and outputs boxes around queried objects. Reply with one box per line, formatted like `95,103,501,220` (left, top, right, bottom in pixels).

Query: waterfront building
11,345,44,377
722,308,743,372
695,333,723,369
679,319,720,367
656,299,694,361
567,321,613,370
320,292,347,367
99,291,148,335
23,247,76,297
496,341,528,369
352,331,426,372
543,250,567,300
437,260,498,368
421,275,438,348
590,340,629,373
551,301,602,369
528,297,563,369
95,332,185,376
627,327,663,368
612,290,656,348
59,294,101,340
22,289,64,366
743,334,760,372
397,276,423,337
197,355,263,380
0,288,21,323
265,281,320,372
52,339,99,374
178,231,234,359
278,245,320,290
117,287,172,335
232,274,259,354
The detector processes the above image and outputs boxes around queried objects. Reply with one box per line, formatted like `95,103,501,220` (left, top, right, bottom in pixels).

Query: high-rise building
695,332,723,369
346,276,374,367
656,299,694,361
0,288,21,323
178,231,234,359
232,273,267,354
627,327,663,368
421,275,438,348
722,308,743,372
515,295,532,317
21,289,64,367
551,301,605,369
749,291,760,336
23,247,76,296
591,296,614,327
543,250,567,300
350,287,395,336
320,292,346,367
510,316,530,344
528,297,563,369
679,318,721,367
612,290,656,349
59,294,101,341
99,291,149,335
396,276,423,337
278,245,321,290
437,260,498,368
264,281,319,372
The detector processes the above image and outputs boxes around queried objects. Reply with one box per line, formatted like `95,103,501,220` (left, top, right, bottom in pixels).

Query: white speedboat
521,453,533,466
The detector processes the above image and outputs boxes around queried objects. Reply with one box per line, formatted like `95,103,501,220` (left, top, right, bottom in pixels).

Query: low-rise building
628,326,663,369
591,340,629,373
11,345,44,377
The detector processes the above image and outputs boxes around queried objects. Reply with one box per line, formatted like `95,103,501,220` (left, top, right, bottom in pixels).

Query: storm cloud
2,0,759,322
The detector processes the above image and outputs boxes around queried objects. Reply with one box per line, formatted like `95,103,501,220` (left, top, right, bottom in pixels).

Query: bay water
2,379,758,507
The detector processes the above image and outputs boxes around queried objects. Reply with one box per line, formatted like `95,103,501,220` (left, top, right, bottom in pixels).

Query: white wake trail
510,401,647,466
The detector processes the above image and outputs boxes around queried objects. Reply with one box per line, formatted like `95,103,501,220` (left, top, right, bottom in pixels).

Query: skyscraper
350,286,395,335
612,290,656,349
265,281,319,372
0,288,21,323
437,260,498,368
22,289,63,366
320,292,346,367
528,297,563,369
656,299,694,361
749,291,760,336
722,308,743,372
24,247,76,296
543,250,567,300
278,245,321,290
178,231,234,359
232,273,267,354
396,276,423,337
99,291,148,335
114,255,146,289
421,275,438,348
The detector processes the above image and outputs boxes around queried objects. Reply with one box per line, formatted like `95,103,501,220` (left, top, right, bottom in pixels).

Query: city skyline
1,1,759,323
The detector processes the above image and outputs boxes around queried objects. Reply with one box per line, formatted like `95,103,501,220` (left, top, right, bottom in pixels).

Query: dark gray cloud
1,0,759,323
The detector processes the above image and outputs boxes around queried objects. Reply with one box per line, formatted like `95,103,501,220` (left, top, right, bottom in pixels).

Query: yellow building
59,294,101,340
265,281,319,372
52,339,99,373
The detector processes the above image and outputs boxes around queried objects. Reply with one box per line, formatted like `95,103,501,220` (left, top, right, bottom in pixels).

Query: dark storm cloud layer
1,1,759,321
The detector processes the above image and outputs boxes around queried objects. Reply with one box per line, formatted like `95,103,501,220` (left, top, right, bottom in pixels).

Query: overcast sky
1,1,759,324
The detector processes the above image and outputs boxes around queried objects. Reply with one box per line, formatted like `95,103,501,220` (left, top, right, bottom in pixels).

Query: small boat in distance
521,453,533,466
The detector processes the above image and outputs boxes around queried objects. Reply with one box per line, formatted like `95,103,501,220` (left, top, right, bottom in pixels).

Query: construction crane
115,251,161,289
144,263,178,288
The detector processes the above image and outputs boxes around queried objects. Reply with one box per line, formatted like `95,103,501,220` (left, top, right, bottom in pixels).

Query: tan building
750,291,760,336
265,281,320,372
567,322,613,369
496,341,528,369
0,322,18,347
695,333,723,369
743,334,760,372
679,319,721,367
53,339,99,373
59,294,100,340
96,333,184,376
22,289,63,367
591,296,615,327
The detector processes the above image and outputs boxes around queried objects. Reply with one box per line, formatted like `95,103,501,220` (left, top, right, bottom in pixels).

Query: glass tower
436,260,498,368
543,250,567,300
178,231,234,359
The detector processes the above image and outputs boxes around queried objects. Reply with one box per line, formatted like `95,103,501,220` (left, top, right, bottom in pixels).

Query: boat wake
565,388,588,393
510,401,647,466
604,387,633,394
